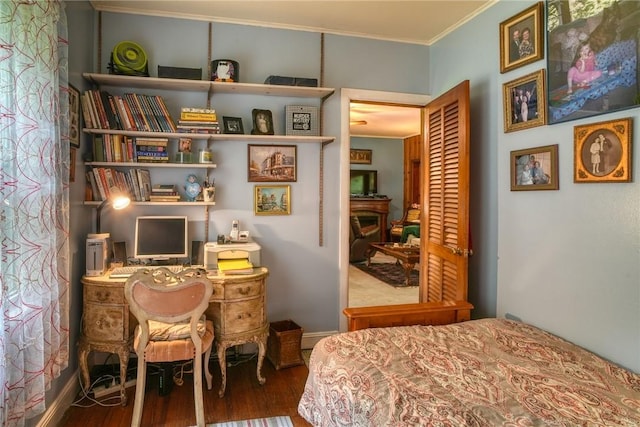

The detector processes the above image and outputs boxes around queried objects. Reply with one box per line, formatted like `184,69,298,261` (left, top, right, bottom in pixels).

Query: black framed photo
285,105,319,136
251,109,274,135
222,116,244,134
499,2,544,73
210,59,239,82
510,144,559,191
248,144,297,182
69,84,80,148
546,1,640,124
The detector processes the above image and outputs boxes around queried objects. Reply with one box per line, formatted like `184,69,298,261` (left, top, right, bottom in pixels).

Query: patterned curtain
0,1,70,425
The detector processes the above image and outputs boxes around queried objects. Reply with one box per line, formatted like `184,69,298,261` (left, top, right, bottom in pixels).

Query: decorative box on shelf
266,319,304,370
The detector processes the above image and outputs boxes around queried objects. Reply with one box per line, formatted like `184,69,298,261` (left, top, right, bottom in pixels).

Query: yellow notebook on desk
217,258,254,274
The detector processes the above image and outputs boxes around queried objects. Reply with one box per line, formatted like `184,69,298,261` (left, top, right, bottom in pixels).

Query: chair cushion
148,315,207,341
134,319,214,363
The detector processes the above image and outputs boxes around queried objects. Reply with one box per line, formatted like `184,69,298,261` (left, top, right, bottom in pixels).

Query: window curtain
0,1,70,425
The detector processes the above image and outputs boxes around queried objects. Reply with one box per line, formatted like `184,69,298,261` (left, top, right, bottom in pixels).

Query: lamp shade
96,187,131,234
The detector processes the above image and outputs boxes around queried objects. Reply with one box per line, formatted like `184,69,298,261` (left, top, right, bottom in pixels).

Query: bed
298,318,640,426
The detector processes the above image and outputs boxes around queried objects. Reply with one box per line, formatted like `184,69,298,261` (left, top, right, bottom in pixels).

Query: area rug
207,416,292,427
352,261,419,287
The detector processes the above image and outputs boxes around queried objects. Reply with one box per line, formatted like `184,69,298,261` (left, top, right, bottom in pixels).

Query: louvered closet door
419,81,471,303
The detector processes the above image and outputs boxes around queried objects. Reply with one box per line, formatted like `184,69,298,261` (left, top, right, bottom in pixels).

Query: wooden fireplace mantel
350,197,391,242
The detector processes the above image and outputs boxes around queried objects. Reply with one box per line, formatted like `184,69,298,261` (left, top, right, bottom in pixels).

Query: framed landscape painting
546,1,640,124
255,185,290,215
248,144,297,182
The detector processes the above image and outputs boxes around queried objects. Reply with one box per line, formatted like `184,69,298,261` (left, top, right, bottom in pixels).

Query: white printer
204,241,261,270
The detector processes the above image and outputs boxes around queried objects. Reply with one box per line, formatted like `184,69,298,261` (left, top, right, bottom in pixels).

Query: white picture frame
285,105,319,136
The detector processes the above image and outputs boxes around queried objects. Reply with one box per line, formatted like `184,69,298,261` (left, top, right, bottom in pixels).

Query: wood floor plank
59,357,312,427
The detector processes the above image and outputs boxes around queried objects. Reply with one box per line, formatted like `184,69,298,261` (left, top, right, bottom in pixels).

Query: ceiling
90,0,495,139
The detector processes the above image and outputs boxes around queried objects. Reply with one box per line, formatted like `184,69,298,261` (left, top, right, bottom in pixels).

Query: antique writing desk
79,267,268,403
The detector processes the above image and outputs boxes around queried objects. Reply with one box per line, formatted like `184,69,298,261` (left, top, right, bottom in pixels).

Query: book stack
149,184,181,202
177,107,220,134
135,137,169,162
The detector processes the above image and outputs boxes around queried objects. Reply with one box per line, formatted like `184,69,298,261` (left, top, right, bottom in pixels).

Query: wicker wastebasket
267,319,304,370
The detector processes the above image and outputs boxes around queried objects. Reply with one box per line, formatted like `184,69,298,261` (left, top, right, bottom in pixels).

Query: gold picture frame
499,2,544,73
510,144,559,191
503,69,546,133
69,84,80,147
574,118,632,183
350,149,372,164
255,185,291,215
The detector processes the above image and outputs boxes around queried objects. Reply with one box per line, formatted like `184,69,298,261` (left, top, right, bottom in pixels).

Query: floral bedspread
298,318,640,426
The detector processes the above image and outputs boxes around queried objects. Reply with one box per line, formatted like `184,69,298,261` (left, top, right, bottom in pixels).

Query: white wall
430,1,640,372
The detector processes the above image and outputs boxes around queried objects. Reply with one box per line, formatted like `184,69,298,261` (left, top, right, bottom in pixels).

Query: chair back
125,268,213,352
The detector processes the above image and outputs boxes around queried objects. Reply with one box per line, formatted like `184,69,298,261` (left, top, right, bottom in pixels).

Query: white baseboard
36,370,80,427
301,330,337,349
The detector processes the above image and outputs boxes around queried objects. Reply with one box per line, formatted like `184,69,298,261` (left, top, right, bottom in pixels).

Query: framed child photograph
546,1,639,124
503,69,547,133
574,117,632,183
222,116,244,134
248,144,297,182
510,144,559,191
499,2,544,73
254,185,290,215
251,109,274,135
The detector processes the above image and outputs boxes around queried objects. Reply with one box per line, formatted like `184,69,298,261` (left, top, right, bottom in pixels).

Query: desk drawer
83,302,127,342
84,284,124,304
224,279,263,300
217,299,265,335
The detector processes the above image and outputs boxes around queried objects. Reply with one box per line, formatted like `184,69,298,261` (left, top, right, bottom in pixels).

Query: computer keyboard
109,265,184,278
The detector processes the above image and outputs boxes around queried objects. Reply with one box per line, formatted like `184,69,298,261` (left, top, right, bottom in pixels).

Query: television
350,169,378,195
134,216,188,262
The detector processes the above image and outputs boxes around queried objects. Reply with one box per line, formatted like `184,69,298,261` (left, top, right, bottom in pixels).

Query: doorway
340,89,431,332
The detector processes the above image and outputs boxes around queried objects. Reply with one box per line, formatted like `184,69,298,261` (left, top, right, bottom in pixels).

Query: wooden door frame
339,88,431,332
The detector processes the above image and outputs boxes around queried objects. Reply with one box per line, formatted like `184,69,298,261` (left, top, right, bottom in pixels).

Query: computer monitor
134,216,188,262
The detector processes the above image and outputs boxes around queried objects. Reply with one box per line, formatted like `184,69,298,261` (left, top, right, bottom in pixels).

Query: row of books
86,167,152,202
92,134,170,163
81,90,177,133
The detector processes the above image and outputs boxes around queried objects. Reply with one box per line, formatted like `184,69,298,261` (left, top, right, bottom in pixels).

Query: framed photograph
251,109,274,135
499,2,544,73
510,144,559,191
285,105,319,136
350,149,372,164
546,2,639,124
248,144,297,182
255,185,291,215
574,117,632,183
503,69,546,133
69,147,76,182
69,84,80,148
210,59,239,82
222,116,244,134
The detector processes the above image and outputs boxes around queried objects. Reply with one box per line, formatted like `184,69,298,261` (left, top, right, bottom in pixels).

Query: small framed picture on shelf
251,109,274,135
222,116,244,134
248,144,297,182
255,185,291,215
285,105,319,136
502,69,546,133
69,84,80,148
573,117,632,183
510,144,559,191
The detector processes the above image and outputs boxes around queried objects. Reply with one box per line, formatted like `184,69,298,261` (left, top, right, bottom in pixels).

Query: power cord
71,372,124,407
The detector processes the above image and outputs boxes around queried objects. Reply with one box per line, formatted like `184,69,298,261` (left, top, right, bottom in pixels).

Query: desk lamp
96,187,131,234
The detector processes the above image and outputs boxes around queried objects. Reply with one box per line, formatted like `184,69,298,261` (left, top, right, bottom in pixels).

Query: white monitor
134,216,188,262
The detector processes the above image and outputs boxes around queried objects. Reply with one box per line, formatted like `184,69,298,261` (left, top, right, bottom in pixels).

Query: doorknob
449,247,473,257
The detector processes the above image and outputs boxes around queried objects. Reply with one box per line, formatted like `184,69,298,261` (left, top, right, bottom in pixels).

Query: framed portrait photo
255,185,291,215
546,2,639,124
503,69,547,133
499,2,544,73
248,144,297,182
251,109,274,135
69,84,80,148
222,116,244,134
285,105,319,136
510,144,559,191
574,117,632,183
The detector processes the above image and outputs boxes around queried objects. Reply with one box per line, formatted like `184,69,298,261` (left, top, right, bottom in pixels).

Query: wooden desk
79,267,268,403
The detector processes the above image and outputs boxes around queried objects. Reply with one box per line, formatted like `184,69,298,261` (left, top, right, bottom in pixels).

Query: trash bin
267,319,304,370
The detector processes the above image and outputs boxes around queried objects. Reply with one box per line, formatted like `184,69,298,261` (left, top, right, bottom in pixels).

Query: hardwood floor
59,356,311,427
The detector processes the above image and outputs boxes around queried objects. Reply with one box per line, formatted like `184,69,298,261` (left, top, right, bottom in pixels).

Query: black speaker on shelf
191,240,204,266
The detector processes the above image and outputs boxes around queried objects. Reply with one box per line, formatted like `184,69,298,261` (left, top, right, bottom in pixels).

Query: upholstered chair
349,215,380,263
389,204,421,242
124,268,214,427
